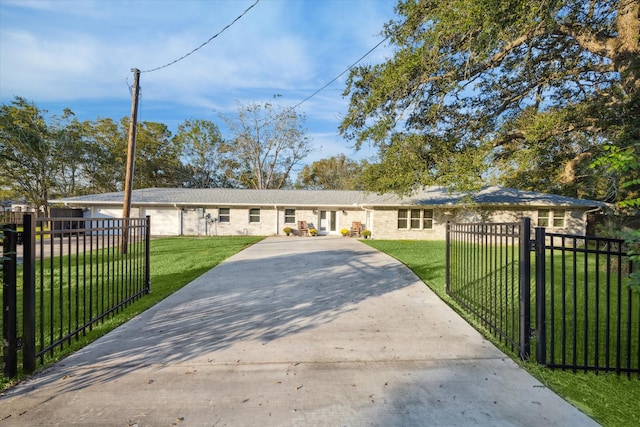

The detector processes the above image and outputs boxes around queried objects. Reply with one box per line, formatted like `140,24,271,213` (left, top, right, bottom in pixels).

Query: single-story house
49,186,605,239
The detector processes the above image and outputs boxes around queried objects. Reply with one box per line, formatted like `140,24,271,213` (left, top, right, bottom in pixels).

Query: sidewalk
0,237,597,426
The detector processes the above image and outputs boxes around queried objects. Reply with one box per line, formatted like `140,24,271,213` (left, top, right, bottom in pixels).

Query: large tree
340,0,639,200
295,154,365,190
221,101,312,189
49,109,88,198
131,120,183,188
173,119,230,188
0,97,55,214
82,117,127,194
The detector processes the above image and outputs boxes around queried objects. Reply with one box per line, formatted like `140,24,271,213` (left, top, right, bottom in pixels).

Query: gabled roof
50,186,605,209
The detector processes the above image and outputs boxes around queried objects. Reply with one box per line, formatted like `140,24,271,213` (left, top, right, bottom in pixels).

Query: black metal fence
535,230,639,376
446,219,639,377
446,219,532,359
2,214,150,377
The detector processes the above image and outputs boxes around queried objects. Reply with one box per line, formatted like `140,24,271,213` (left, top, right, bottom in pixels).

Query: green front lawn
364,239,639,427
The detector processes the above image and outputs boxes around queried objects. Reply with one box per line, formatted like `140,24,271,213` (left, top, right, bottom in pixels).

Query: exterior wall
371,208,449,240
142,208,180,236
369,207,588,240
181,208,204,236
82,204,589,239
86,206,141,236
84,205,368,237
478,207,587,235
90,206,140,219
336,210,368,235
205,207,367,236
212,207,276,236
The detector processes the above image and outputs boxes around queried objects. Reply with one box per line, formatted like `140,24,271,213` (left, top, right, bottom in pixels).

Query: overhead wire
259,21,401,134
141,0,260,74
130,0,395,131
288,34,391,112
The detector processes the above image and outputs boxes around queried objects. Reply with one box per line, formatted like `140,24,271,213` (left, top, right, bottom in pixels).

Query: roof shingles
50,186,605,209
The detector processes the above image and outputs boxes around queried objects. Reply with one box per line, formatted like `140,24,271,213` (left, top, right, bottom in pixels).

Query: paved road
0,237,597,426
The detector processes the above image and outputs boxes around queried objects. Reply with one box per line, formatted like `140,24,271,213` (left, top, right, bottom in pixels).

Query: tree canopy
340,0,639,201
0,97,54,213
220,101,311,189
294,154,365,190
0,96,317,210
173,119,228,188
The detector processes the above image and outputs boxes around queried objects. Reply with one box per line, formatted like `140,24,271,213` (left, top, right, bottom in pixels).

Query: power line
248,32,391,133
289,34,391,112
141,0,260,74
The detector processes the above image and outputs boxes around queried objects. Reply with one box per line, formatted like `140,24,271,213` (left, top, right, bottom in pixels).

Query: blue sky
0,0,397,164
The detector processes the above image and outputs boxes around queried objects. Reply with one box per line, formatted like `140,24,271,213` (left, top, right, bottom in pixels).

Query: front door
319,210,337,235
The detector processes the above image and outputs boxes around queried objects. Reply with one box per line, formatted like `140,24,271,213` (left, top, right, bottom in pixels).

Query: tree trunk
614,0,640,96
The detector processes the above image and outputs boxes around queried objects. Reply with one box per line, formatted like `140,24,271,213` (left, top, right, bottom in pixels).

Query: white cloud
0,0,394,165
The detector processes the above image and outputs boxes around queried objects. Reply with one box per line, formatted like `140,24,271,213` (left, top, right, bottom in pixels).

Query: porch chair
349,221,362,237
298,220,309,237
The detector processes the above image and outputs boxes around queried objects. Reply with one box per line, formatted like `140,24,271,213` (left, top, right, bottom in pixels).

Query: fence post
535,226,547,365
22,213,36,373
2,224,18,377
519,217,531,360
445,221,451,294
145,215,151,294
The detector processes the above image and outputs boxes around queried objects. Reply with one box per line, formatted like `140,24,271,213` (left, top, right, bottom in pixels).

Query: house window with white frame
249,208,260,223
538,209,565,228
218,208,230,223
552,209,565,227
284,208,296,224
398,209,408,228
423,209,434,229
398,208,434,230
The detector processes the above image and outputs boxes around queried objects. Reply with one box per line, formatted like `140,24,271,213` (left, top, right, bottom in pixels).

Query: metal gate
446,219,639,377
446,218,532,359
2,214,151,377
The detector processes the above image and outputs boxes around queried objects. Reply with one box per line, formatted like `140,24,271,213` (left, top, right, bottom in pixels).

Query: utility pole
121,68,141,254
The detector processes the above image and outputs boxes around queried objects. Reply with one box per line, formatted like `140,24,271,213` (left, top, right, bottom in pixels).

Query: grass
0,235,262,390
363,239,640,427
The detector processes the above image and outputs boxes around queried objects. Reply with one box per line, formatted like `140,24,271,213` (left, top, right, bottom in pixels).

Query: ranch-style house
49,186,605,239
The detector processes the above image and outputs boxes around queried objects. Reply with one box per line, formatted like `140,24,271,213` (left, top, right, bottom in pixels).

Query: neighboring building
0,199,40,223
49,186,605,239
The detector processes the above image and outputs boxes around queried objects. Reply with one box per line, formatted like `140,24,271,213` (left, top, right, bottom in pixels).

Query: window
410,209,421,229
398,208,434,230
249,208,260,223
553,209,565,228
423,209,434,229
538,209,565,228
398,209,408,228
537,209,550,227
218,208,230,223
284,208,295,224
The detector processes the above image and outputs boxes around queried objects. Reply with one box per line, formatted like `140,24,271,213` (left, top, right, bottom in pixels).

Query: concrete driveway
0,237,596,426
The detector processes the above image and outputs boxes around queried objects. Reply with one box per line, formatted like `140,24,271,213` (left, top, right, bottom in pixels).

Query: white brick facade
63,187,603,239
